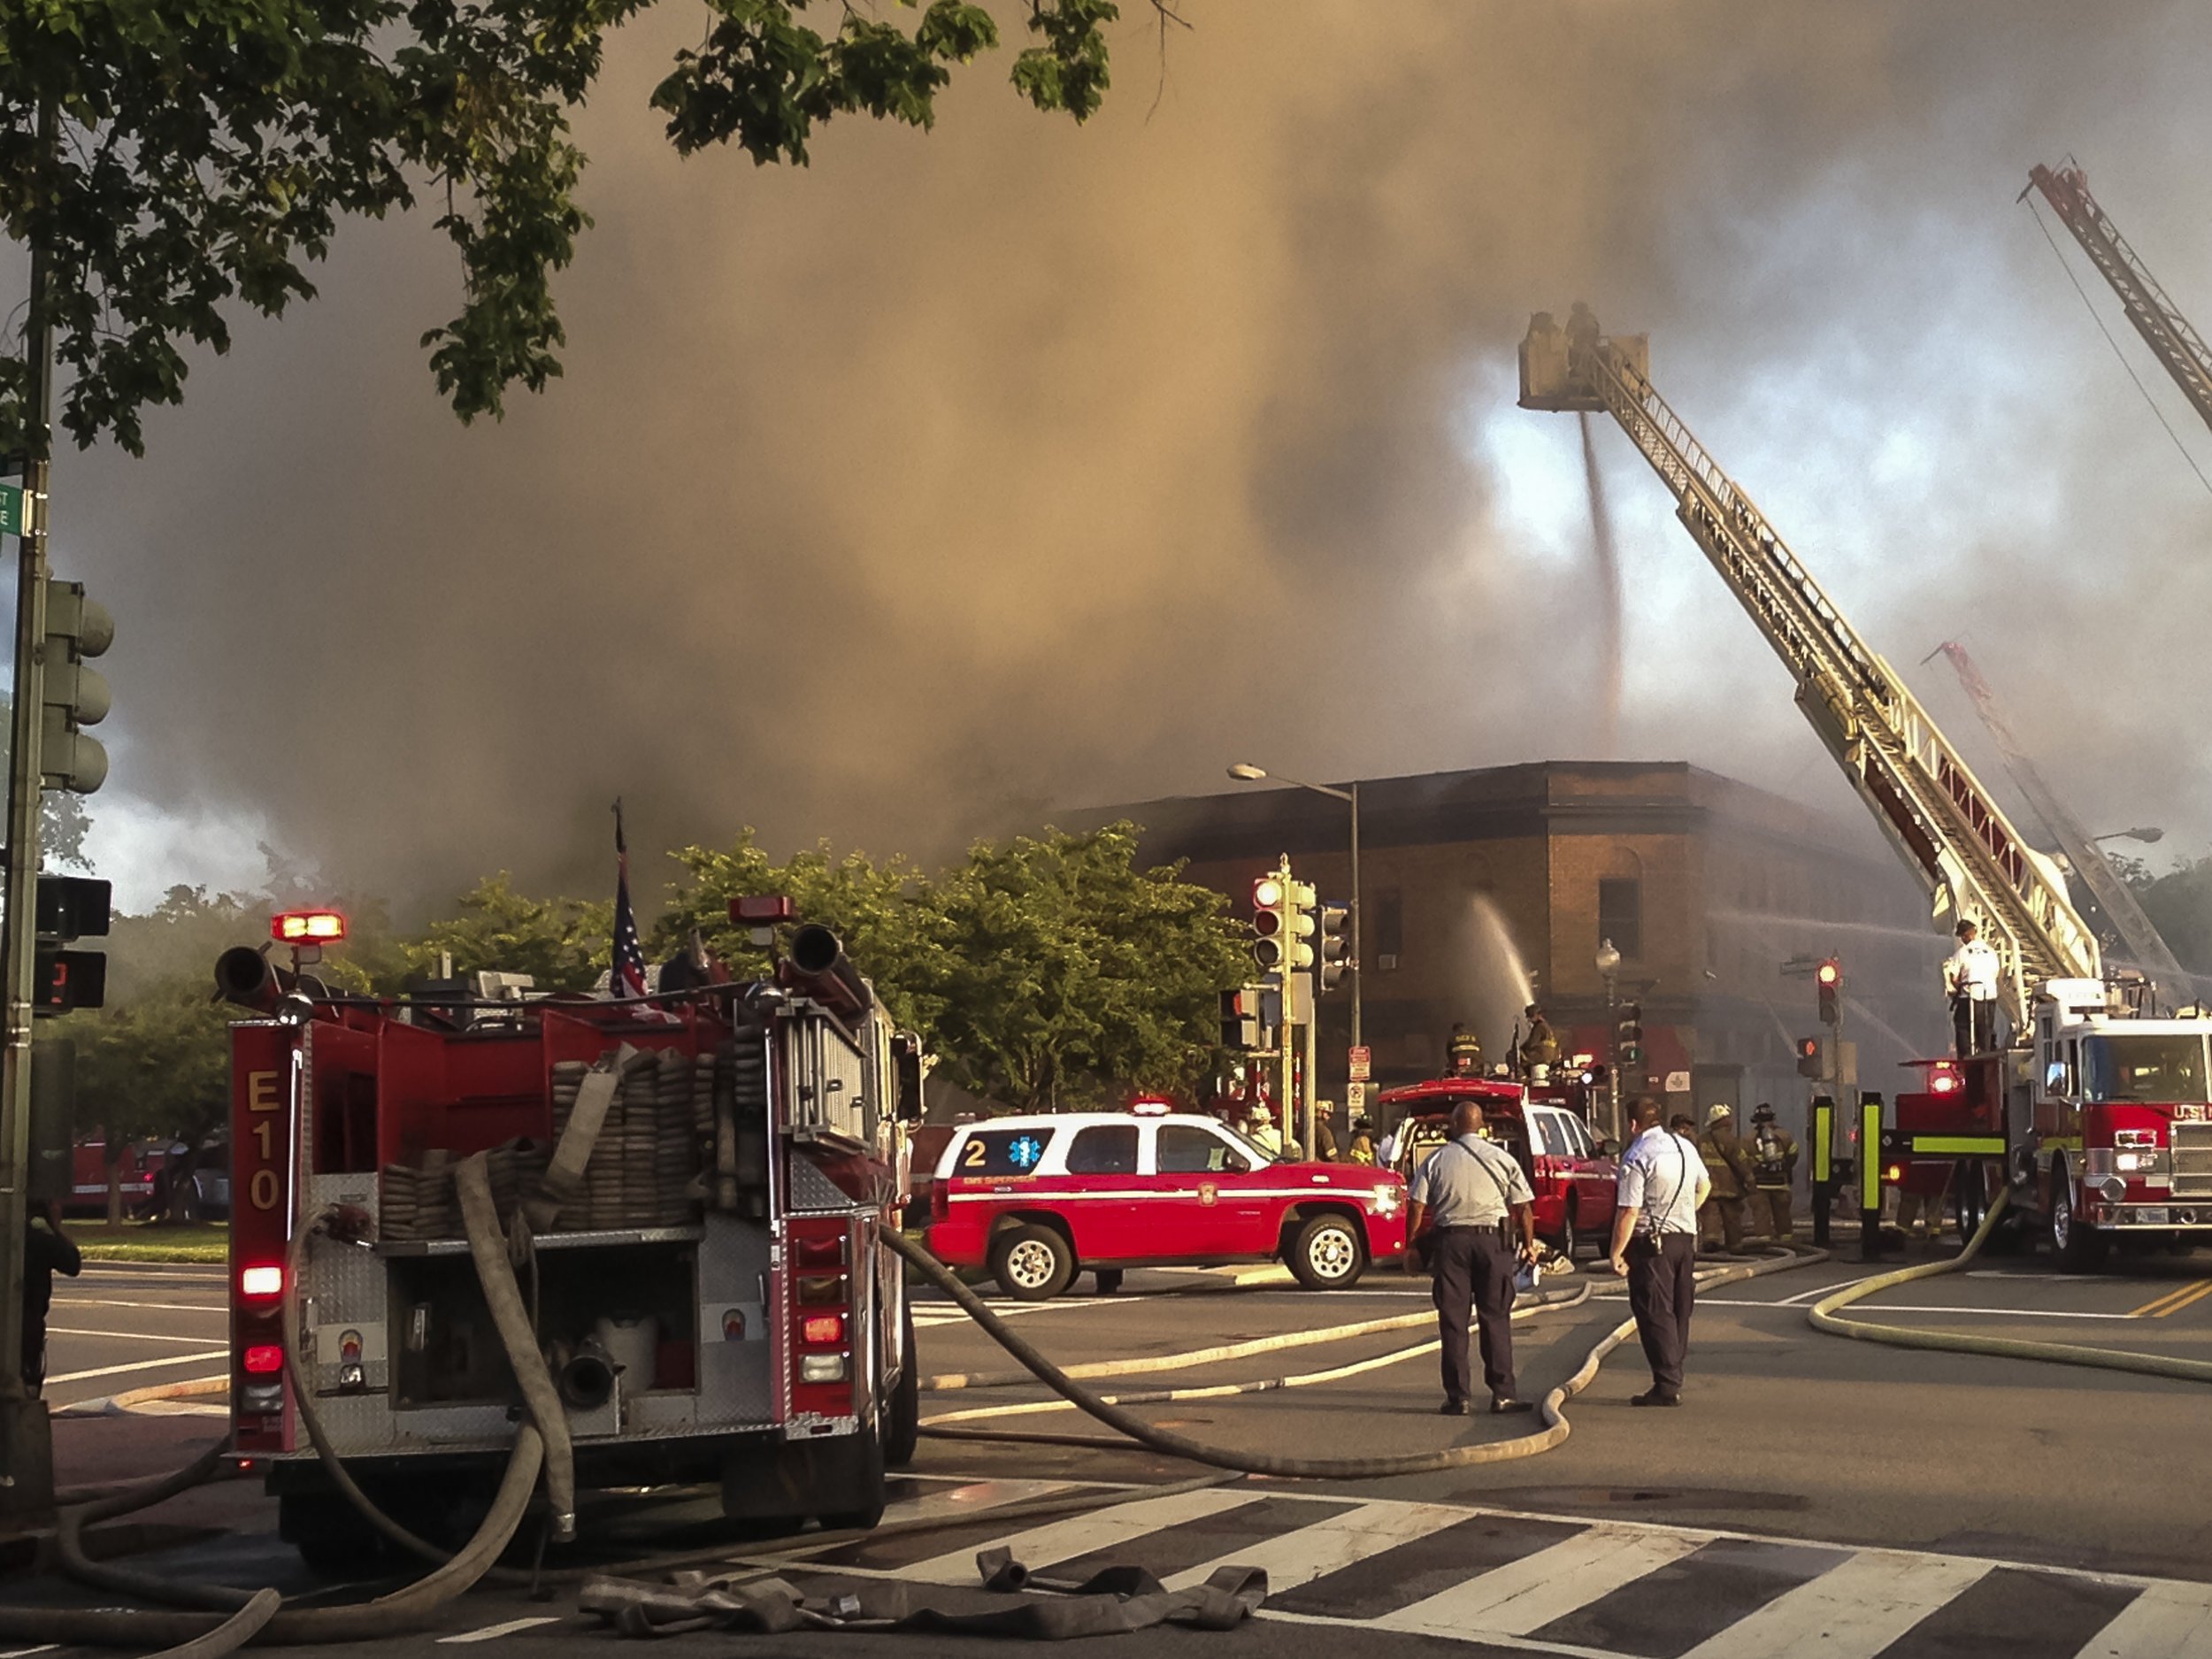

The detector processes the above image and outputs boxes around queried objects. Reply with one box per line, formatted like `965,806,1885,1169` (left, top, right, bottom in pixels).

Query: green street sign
0,482,23,537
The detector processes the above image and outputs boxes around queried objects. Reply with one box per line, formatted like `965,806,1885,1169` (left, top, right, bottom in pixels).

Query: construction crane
1518,306,2100,1031
1927,640,2190,1003
2024,162,2212,442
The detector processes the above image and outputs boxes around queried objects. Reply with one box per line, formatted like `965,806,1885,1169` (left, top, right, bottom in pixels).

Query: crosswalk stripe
1673,1549,1991,1659
1377,1523,1706,1638
900,1486,1263,1586
1161,1499,1469,1594
2076,1582,2212,1659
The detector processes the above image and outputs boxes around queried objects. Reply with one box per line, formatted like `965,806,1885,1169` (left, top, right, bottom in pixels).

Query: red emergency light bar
1129,1096,1173,1115
272,910,347,944
731,895,795,924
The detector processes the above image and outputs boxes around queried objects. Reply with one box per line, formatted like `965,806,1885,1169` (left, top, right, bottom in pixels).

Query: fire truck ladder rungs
2027,163,2212,441
1562,333,2100,1022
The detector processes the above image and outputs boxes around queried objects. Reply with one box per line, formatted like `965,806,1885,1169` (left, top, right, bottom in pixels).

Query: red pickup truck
926,1110,1409,1298
1377,1077,1619,1259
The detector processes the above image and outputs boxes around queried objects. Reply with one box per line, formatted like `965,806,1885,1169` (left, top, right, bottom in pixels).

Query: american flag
611,798,650,1000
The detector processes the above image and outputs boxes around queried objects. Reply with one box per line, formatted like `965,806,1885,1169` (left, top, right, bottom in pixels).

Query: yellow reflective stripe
1812,1107,1832,1180
1901,1136,2006,1156
1859,1102,1883,1210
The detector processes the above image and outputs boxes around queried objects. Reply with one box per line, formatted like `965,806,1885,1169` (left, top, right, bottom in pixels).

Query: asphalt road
17,1240,2212,1658
39,1261,227,1408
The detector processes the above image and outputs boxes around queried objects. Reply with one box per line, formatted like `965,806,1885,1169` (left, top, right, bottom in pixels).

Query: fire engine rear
217,910,921,1566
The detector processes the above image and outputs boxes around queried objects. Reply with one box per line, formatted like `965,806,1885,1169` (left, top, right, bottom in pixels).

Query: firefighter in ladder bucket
1946,918,2001,1058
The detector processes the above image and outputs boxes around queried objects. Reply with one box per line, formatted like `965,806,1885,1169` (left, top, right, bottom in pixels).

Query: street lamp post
1595,938,1623,1144
2090,827,2164,845
1229,765,1361,1146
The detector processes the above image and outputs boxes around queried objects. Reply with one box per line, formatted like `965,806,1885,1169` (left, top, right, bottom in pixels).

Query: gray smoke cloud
24,0,2212,911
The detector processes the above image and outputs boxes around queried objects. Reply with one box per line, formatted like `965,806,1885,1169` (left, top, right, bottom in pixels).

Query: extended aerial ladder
2024,163,2212,442
1927,640,2189,1003
1518,308,2101,1033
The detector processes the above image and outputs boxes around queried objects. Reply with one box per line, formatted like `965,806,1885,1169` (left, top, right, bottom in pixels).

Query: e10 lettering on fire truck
219,905,923,1565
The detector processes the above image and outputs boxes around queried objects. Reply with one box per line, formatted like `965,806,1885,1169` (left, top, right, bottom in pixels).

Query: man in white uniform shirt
1945,918,2001,1058
1609,1097,1710,1407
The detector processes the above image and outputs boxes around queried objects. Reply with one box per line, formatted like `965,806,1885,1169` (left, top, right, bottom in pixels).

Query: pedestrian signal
1795,1035,1830,1079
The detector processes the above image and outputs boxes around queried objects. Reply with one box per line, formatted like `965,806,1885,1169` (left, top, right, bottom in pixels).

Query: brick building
1091,762,1947,1126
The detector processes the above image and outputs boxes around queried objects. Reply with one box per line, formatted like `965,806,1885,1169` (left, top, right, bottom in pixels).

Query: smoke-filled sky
18,0,2212,913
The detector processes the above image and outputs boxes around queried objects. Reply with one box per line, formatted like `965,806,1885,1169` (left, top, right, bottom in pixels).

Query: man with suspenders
1609,1096,1712,1407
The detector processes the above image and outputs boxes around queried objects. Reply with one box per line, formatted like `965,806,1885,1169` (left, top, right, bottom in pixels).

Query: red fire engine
218,907,922,1566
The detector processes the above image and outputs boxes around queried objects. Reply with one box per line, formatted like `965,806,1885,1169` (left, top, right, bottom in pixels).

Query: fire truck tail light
800,1312,846,1347
800,1354,849,1384
793,1234,846,1269
242,1344,284,1375
241,1382,284,1414
796,1273,847,1306
239,1264,284,1298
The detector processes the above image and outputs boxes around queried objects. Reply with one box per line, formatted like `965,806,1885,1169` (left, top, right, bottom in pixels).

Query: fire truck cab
2014,980,2212,1270
219,915,922,1566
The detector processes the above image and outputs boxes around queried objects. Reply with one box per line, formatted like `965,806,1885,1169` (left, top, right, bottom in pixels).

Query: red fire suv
926,1111,1409,1298
1378,1077,1618,1259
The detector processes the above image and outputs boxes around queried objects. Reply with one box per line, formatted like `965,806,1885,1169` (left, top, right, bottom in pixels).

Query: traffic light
1311,901,1349,995
1796,1034,1829,1079
34,873,111,1016
1219,987,1265,1050
1251,873,1315,972
1816,958,1842,1025
1617,1001,1643,1068
42,579,113,794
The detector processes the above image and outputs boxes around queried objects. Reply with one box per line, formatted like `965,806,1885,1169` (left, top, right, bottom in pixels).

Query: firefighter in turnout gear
1696,1104,1755,1253
1747,1103,1798,1240
1518,1004,1560,1076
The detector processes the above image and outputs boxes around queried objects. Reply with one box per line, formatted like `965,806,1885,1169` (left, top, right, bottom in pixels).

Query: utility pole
0,96,59,1525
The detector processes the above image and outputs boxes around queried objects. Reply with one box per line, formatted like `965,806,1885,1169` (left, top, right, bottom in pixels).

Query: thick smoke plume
23,1,2212,908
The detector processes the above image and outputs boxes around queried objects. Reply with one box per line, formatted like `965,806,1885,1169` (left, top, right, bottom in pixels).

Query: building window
1599,877,1642,959
1375,890,1403,969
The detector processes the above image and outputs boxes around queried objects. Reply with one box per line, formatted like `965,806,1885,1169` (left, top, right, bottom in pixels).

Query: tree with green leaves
655,822,1244,1111
391,872,611,991
928,824,1244,1110
2,0,1173,455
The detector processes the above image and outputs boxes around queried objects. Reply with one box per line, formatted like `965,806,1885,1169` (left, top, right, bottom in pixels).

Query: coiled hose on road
1809,1188,2212,1382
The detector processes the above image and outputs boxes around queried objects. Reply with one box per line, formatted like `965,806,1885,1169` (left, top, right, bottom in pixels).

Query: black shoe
1630,1388,1681,1408
1489,1397,1535,1415
1439,1398,1471,1416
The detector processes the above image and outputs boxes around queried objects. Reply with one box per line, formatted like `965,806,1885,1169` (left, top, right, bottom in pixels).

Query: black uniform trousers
1625,1231,1698,1397
1429,1225,1518,1403
1951,995,1995,1059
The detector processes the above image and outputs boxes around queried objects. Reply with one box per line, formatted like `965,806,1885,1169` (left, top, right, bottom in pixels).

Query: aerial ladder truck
2024,162,2212,442
1519,308,2212,1268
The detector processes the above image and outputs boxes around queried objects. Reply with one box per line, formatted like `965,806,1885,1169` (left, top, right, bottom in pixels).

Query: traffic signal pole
0,96,59,1524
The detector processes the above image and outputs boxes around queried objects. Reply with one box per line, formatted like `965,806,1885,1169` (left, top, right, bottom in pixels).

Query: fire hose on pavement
1808,1188,2212,1381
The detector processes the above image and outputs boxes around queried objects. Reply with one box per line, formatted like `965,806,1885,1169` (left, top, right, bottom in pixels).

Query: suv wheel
990,1224,1074,1300
1288,1213,1365,1290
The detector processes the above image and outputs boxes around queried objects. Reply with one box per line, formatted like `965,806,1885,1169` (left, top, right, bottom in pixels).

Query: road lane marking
51,1297,226,1313
47,1327,234,1344
2078,1581,2212,1657
1376,1523,1704,1637
43,1350,228,1385
2,1645,61,1657
436,1617,563,1642
902,1486,1263,1585
1162,1499,1468,1594
879,1479,1084,1532
1672,1549,1991,1658
2145,1280,2212,1320
2128,1279,2212,1318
